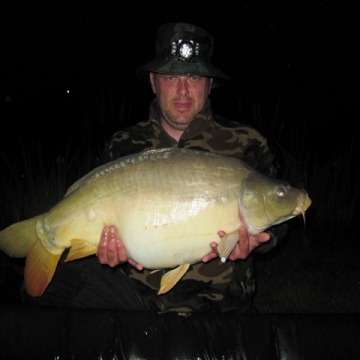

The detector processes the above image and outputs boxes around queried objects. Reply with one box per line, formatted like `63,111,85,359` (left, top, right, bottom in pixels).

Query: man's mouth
174,101,192,112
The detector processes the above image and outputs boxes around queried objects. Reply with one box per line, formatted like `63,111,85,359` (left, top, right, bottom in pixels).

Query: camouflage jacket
97,99,287,313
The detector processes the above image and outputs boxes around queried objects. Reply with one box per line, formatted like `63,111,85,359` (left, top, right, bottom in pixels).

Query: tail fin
0,215,62,297
0,216,42,257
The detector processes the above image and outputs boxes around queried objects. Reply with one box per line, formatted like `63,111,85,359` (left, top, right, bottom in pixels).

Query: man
23,22,286,312
95,22,287,312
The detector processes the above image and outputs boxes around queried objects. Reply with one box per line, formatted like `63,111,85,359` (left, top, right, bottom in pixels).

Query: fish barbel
0,148,311,297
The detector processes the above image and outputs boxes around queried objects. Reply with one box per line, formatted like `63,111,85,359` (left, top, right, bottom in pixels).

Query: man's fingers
202,252,217,263
128,259,144,271
97,226,110,260
97,225,122,267
259,232,271,243
201,242,219,263
226,227,249,261
238,227,249,244
115,239,128,263
107,238,117,252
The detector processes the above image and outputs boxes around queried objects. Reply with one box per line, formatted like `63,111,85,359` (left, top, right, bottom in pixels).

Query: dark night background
1,4,360,356
1,1,358,162
1,0,360,319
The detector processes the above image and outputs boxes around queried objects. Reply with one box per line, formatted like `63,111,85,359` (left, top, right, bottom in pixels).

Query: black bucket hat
136,22,230,88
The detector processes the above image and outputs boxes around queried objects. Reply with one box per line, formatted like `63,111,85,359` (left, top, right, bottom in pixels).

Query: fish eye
277,187,286,198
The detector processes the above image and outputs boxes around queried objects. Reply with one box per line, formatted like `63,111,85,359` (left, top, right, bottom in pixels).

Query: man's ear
149,73,156,93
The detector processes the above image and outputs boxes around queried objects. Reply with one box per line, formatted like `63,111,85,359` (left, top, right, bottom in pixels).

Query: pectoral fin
217,230,240,263
158,264,190,295
65,239,97,262
150,269,161,274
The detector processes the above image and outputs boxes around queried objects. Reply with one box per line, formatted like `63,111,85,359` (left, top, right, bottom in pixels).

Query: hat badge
171,40,200,61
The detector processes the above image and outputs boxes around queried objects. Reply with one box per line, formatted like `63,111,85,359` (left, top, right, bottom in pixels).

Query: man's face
149,72,213,132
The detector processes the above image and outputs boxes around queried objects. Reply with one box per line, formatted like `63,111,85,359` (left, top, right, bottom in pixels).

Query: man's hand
201,226,271,263
97,225,270,269
97,225,143,270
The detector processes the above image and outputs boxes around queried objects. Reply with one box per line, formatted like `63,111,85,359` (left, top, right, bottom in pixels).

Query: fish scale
0,147,311,297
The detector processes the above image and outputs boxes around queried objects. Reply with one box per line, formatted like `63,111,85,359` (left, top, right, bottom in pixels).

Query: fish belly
118,198,241,268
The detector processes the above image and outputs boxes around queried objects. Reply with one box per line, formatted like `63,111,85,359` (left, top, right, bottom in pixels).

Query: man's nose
176,78,189,96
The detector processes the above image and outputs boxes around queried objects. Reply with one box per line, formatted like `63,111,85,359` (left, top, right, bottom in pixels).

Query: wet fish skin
0,148,311,297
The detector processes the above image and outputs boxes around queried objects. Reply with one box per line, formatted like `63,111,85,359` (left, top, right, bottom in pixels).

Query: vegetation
0,96,359,313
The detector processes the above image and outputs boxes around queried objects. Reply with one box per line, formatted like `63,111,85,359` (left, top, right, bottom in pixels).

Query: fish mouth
294,190,312,225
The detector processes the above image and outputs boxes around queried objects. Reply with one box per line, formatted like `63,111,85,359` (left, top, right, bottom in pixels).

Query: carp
0,148,311,297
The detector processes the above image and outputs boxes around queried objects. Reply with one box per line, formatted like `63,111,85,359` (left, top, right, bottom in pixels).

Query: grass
0,96,359,313
249,101,360,313
253,215,360,313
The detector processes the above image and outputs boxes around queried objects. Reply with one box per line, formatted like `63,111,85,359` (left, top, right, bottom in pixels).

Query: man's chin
168,114,192,125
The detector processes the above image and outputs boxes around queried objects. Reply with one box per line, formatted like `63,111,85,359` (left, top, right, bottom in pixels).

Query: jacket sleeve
254,223,288,253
